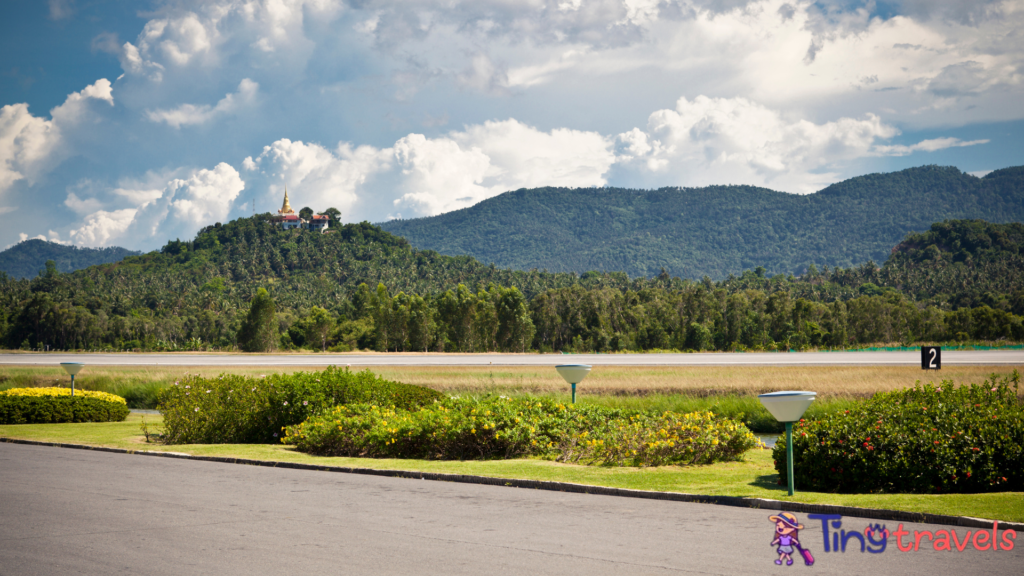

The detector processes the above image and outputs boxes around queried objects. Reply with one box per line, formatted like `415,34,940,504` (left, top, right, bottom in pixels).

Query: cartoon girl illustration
769,512,808,566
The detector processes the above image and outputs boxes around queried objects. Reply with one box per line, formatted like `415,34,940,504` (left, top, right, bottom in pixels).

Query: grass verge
3,364,1012,398
2,414,1021,523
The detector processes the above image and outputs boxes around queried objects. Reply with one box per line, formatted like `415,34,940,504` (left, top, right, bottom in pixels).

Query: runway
1,349,1021,367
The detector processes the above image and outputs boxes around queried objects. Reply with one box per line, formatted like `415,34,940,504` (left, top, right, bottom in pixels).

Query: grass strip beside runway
2,363,1013,400
2,414,1021,523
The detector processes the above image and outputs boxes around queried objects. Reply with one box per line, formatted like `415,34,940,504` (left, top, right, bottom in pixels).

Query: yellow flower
1,387,127,404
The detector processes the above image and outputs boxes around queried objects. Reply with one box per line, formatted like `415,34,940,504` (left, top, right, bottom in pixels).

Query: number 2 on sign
921,346,941,370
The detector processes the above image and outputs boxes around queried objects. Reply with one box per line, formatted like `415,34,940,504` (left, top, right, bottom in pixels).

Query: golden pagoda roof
278,187,295,215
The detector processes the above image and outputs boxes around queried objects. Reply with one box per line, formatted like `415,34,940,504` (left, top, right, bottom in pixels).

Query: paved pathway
1,443,1019,575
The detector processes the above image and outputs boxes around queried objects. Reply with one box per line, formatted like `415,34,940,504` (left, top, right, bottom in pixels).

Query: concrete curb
4,436,1022,531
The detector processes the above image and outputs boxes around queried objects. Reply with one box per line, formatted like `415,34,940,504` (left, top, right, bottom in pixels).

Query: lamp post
555,364,591,404
60,362,85,397
758,391,816,496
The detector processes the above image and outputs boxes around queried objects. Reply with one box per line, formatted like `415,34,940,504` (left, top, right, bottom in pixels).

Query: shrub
0,388,130,424
109,381,166,409
774,371,1023,493
1,387,127,404
283,395,758,466
158,366,442,444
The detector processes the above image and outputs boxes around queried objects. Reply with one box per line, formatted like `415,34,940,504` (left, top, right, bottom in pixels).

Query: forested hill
2,215,1022,352
880,219,1024,309
379,165,1024,280
0,218,601,318
0,239,140,279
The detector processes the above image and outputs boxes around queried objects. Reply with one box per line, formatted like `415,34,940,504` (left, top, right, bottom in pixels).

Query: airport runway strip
1,349,1022,367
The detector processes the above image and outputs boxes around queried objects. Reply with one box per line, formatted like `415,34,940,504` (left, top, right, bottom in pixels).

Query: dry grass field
1,363,1017,399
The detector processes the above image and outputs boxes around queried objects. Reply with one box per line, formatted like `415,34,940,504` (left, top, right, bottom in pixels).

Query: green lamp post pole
758,391,816,497
555,365,591,405
785,421,795,496
61,362,85,398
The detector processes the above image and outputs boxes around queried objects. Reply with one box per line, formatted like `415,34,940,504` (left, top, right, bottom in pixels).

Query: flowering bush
0,388,129,424
1,387,127,404
283,395,758,466
159,366,442,444
774,371,1023,493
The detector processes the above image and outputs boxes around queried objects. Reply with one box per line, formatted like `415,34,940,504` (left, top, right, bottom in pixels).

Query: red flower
967,472,972,477
865,437,871,442
934,440,940,445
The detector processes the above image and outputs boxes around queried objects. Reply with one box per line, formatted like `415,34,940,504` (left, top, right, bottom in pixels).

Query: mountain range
380,165,1024,280
0,239,140,280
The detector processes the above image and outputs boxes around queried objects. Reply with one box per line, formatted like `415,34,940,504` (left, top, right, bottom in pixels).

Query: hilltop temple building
271,188,330,232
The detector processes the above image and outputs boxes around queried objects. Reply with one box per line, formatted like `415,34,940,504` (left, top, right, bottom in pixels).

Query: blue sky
2,0,1022,251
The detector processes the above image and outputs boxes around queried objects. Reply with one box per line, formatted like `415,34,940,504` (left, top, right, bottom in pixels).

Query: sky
1,0,1023,252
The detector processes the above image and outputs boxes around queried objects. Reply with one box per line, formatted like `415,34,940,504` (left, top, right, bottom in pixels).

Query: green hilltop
379,165,1024,280
0,239,140,280
0,212,1021,353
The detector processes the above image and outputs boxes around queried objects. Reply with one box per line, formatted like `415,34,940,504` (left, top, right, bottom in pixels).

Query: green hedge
0,395,130,424
158,366,443,444
774,371,1023,493
283,396,759,467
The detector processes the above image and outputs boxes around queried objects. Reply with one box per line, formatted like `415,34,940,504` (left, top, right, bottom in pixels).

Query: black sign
921,346,941,370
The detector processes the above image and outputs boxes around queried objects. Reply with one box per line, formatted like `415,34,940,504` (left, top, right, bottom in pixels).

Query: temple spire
279,186,295,215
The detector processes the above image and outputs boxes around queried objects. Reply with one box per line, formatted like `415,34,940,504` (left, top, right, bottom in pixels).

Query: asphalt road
1,349,1022,367
1,443,1019,575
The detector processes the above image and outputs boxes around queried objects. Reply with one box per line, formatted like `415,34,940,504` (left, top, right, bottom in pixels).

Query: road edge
3,436,1021,531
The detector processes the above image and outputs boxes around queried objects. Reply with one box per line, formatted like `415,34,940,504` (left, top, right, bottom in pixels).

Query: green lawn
3,414,1022,523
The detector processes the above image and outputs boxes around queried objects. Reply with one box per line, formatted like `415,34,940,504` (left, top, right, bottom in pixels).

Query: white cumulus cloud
874,137,990,156
68,209,139,247
613,95,901,193
243,119,613,221
146,78,259,128
70,162,244,247
244,138,392,221
0,79,113,201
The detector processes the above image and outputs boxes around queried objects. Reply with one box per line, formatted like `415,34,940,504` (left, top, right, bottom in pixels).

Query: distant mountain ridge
0,240,140,279
379,165,1024,280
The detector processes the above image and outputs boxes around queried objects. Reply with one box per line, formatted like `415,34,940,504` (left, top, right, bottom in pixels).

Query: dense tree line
1,216,1021,353
381,165,1024,279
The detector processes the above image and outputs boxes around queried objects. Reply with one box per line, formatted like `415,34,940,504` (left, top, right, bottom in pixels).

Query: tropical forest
1,210,1022,354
